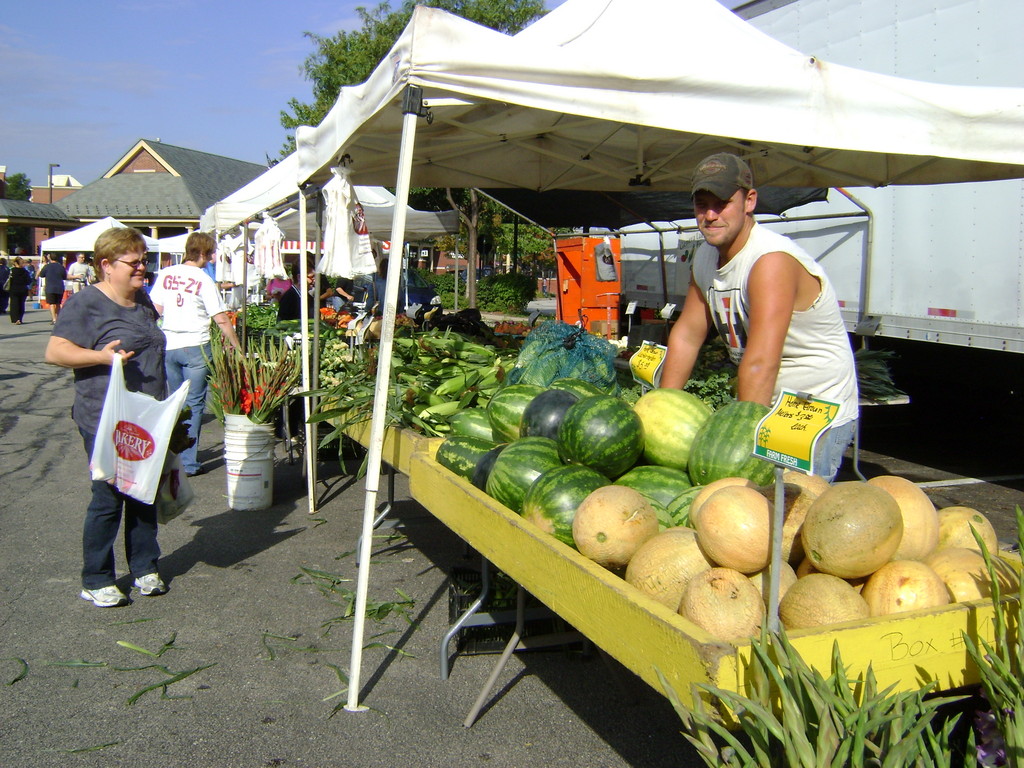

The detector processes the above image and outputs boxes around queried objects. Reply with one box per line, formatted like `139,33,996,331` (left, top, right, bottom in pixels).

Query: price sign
753,390,840,474
659,303,677,319
629,341,668,389
625,301,638,315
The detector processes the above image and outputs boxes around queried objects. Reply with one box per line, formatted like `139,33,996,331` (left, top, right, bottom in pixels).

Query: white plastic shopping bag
90,355,190,505
155,453,195,524
319,167,376,278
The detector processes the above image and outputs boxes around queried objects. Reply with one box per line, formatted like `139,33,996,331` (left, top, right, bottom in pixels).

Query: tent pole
299,189,316,514
346,87,421,714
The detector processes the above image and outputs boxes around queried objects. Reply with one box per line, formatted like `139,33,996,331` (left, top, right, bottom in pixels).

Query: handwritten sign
625,301,638,315
753,390,840,474
629,341,668,389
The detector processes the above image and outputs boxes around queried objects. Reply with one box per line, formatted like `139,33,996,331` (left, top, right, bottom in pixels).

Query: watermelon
666,485,703,527
632,388,713,471
614,465,694,510
435,435,500,480
485,437,563,513
557,395,644,479
549,377,606,399
449,408,495,440
487,384,545,442
520,388,579,440
687,400,774,487
471,444,507,491
521,465,608,547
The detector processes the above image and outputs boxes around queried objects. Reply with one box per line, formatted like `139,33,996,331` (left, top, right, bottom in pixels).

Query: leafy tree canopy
4,172,32,201
279,0,545,154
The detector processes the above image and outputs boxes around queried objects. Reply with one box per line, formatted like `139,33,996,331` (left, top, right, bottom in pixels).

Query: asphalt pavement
0,306,695,768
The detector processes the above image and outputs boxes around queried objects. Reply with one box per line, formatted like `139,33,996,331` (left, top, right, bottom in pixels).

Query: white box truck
620,0,1024,353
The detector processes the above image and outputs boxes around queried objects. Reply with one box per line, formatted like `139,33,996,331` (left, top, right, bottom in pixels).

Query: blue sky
1,0,561,189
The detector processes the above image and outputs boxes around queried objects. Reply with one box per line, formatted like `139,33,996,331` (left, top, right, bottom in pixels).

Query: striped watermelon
449,408,496,440
687,400,774,487
666,485,704,527
470,444,507,491
485,437,563,513
614,465,694,510
487,384,545,442
521,465,608,547
549,377,607,398
435,435,500,480
557,395,644,479
632,388,714,471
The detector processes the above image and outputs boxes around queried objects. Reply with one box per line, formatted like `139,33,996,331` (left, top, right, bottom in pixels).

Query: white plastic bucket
223,415,276,510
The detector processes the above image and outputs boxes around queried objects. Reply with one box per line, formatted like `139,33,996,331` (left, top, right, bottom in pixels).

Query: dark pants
9,292,27,323
0,289,8,314
79,428,160,589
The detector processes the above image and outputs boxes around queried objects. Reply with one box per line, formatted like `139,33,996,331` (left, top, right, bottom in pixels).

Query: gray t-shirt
52,285,167,434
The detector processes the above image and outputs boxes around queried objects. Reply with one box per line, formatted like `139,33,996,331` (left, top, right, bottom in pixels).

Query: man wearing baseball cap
661,152,859,481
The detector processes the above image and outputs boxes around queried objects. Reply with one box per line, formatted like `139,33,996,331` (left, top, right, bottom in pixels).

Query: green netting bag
505,322,618,392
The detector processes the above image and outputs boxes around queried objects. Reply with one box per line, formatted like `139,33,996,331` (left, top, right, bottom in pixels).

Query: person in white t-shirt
66,253,96,292
150,232,241,476
662,153,858,481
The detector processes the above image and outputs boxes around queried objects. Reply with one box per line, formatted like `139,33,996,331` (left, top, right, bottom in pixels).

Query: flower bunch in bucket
207,333,301,424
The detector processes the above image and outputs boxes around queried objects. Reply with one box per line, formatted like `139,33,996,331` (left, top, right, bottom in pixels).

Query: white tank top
692,223,858,426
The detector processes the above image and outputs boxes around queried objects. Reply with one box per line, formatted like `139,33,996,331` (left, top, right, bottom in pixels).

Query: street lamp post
47,163,60,242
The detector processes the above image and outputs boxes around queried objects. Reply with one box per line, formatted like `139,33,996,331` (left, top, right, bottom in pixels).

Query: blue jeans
165,343,211,474
813,419,858,483
79,429,160,589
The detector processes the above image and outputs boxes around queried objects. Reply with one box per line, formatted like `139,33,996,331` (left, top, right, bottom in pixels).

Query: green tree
5,172,32,201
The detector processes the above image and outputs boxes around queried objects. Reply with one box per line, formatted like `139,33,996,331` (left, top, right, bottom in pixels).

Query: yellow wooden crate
341,421,440,476
408,445,1016,709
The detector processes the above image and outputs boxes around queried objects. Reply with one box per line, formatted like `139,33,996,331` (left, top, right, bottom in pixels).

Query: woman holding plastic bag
45,227,171,608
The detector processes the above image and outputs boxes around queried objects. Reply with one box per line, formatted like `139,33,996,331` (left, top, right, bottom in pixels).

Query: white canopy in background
296,0,1024,191
291,0,1024,713
156,233,189,254
40,217,160,253
200,152,457,241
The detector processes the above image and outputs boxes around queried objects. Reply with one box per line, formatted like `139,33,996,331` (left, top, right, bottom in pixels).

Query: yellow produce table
408,441,1017,711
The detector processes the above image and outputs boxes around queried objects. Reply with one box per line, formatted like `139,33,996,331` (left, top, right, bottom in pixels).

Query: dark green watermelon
449,408,495,440
614,465,694,510
557,395,644,479
687,400,774,486
486,384,545,442
521,465,608,547
520,388,579,440
485,437,563,513
435,435,500,480
471,444,507,491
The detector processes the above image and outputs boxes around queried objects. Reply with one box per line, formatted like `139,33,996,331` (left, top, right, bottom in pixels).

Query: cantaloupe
801,482,903,579
866,475,939,561
625,527,714,611
779,469,830,497
795,557,867,591
756,481,821,565
937,507,999,554
924,547,1020,602
748,561,798,603
693,485,771,573
688,477,757,525
779,573,870,629
572,485,659,570
861,560,951,616
679,567,765,641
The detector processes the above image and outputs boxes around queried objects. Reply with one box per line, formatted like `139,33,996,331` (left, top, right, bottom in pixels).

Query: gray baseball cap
691,153,754,200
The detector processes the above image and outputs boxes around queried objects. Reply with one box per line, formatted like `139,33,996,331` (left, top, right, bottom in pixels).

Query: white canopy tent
40,217,160,253
291,0,1024,712
156,233,189,255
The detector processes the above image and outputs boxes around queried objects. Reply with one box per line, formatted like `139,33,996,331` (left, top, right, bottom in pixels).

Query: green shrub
423,270,536,314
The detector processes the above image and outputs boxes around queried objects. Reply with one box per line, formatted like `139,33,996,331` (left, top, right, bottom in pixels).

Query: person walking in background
149,232,241,477
39,253,68,324
0,257,10,314
276,264,316,322
44,227,168,607
7,257,33,324
67,252,96,292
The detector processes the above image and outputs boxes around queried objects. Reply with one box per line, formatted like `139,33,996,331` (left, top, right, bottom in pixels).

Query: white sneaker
80,585,128,608
133,573,167,596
